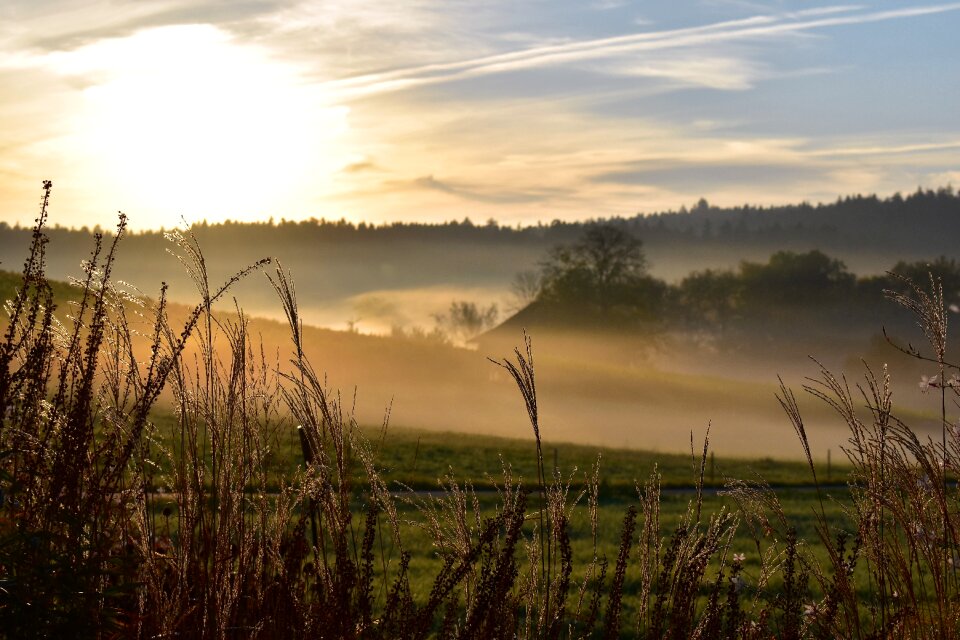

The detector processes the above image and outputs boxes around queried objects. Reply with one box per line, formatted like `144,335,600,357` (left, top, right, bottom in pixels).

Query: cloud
249,0,490,75
597,53,764,90
1,1,275,52
590,0,629,9
591,162,830,190
807,139,960,158
340,160,380,174
318,13,785,98
410,175,570,204
318,3,960,99
700,0,788,12
9,2,954,102
581,130,960,211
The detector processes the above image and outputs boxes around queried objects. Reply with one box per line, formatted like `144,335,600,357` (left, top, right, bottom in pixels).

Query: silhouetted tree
891,256,960,300
738,250,855,309
677,269,740,332
540,224,651,314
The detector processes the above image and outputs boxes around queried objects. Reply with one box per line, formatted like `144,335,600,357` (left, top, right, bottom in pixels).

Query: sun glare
52,25,348,228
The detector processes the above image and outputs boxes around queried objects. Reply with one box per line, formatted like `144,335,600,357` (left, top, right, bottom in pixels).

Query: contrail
320,3,960,99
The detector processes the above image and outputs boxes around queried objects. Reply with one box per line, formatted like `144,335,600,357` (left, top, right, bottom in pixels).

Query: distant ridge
0,187,956,328
5,185,957,245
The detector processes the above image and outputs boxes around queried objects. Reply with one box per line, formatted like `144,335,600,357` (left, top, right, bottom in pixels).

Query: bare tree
506,270,542,312
433,300,499,344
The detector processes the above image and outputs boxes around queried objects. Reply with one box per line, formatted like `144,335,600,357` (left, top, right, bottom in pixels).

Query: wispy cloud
340,160,381,174
320,13,784,97
591,162,830,190
596,54,764,90
408,175,572,205
807,139,960,157
319,3,960,99
590,0,629,10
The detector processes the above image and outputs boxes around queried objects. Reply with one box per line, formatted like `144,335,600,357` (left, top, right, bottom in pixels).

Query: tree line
3,185,958,249
502,223,960,345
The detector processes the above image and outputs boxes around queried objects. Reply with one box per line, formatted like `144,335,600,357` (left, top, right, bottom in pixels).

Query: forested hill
0,187,956,328
6,185,958,246
632,187,960,250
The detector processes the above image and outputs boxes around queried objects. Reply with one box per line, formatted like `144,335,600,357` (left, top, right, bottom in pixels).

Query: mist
1,191,956,459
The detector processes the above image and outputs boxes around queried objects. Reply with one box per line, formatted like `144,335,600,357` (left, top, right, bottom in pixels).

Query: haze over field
1,2,958,458
0,191,957,334
0,200,954,460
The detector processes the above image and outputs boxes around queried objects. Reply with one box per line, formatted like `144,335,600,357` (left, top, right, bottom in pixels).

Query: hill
0,257,941,461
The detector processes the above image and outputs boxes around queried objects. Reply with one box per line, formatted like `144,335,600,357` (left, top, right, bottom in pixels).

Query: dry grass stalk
3,183,960,638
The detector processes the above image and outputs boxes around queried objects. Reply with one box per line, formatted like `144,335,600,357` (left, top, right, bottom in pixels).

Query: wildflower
803,603,819,618
920,374,939,392
733,552,745,563
950,303,960,314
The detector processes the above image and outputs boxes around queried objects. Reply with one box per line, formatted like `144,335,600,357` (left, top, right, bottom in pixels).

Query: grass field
3,211,959,638
145,410,863,615
338,428,858,586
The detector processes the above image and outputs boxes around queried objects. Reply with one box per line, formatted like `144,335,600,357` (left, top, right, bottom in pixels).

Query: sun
56,25,349,229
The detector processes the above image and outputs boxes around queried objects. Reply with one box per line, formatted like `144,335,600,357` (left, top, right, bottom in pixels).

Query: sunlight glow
52,25,349,228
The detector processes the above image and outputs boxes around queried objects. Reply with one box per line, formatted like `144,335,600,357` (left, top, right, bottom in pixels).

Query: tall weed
0,183,959,638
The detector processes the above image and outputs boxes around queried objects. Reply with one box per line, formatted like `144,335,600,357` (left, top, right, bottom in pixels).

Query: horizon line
6,182,954,234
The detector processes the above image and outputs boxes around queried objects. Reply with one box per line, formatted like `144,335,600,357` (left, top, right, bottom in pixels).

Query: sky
0,1,958,231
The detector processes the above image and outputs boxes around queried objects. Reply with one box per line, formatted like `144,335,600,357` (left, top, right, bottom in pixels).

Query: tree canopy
539,224,656,315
